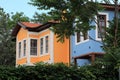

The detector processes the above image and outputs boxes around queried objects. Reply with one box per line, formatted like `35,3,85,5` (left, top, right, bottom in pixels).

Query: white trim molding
16,35,18,66
27,37,30,64
49,31,54,63
29,29,49,35
96,12,109,41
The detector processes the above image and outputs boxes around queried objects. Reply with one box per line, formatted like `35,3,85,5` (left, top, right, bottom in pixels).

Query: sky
0,0,46,18
0,0,115,18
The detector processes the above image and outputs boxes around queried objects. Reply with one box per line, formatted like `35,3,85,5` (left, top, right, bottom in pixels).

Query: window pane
83,32,88,40
40,38,43,54
18,42,21,58
98,15,106,38
30,39,37,55
45,36,49,53
77,32,80,43
23,40,26,56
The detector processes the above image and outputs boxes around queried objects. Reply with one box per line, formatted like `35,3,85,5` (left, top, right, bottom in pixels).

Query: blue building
71,4,116,66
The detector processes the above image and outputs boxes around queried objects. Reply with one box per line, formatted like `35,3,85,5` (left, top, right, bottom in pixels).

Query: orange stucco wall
29,34,39,38
30,54,50,64
16,58,27,65
39,30,50,36
54,35,70,65
17,28,28,41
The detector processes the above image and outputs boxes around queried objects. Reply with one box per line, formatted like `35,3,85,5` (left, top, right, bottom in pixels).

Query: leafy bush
0,63,118,80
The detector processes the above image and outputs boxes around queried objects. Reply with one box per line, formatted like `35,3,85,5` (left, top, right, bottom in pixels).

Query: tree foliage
94,0,120,73
104,19,120,48
100,18,120,69
0,8,15,66
29,0,101,42
0,8,30,66
8,12,30,29
31,12,52,24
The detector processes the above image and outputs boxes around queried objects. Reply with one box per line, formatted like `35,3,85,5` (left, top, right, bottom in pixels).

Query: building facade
72,4,116,66
12,22,70,66
12,4,118,66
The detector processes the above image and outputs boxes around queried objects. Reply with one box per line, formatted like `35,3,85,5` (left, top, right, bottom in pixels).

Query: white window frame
40,34,49,56
96,12,109,41
75,31,89,45
30,38,38,56
17,39,27,59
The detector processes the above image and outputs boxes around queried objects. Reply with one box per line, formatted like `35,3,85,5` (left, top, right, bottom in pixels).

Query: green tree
94,18,120,80
93,1,120,79
0,8,30,66
8,12,30,29
31,12,52,24
0,8,15,66
96,0,120,65
29,0,101,42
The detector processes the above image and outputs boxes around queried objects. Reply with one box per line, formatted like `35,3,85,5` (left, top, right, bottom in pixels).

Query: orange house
12,22,70,66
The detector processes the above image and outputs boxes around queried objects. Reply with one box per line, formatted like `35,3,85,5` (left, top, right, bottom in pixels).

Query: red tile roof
21,22,42,28
12,21,57,36
101,3,120,10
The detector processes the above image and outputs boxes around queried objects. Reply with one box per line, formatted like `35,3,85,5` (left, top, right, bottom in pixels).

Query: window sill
76,39,89,45
40,53,49,57
96,37,102,41
17,56,27,60
30,55,38,57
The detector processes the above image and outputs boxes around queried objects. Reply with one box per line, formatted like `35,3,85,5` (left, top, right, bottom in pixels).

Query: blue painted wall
71,10,115,66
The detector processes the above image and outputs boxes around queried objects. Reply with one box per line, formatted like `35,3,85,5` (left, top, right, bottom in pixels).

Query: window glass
40,35,49,55
77,32,80,43
23,40,26,56
40,38,43,54
83,32,88,40
45,36,49,53
30,39,37,55
98,15,106,38
18,42,21,58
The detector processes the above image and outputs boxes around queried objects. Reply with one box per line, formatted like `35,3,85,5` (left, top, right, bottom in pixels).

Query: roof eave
11,21,57,37
101,3,120,11
11,22,27,37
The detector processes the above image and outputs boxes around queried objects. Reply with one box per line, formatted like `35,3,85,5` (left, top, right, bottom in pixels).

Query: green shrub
0,62,118,80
